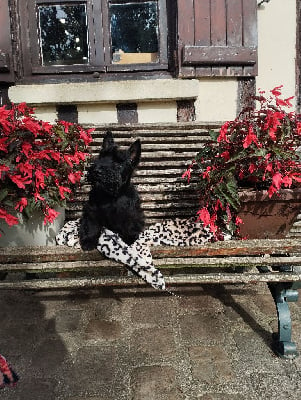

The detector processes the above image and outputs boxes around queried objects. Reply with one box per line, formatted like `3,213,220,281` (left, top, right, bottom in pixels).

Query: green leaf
213,179,240,211
253,148,267,157
0,189,8,202
209,129,219,141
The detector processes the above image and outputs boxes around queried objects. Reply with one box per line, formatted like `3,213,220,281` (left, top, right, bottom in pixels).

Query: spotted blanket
56,218,228,291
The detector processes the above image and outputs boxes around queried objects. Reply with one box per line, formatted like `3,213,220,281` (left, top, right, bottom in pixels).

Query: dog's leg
79,206,103,250
118,215,145,245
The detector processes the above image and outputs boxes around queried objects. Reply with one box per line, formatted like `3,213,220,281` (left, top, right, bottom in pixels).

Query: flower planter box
238,189,301,239
0,207,65,247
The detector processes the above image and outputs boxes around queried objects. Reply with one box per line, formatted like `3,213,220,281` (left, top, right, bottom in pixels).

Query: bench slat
1,272,301,290
0,239,300,262
0,256,300,274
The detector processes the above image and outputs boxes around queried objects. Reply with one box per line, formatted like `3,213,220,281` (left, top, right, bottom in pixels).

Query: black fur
79,131,145,250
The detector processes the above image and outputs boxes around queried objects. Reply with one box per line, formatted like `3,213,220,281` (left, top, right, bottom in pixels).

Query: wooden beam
1,272,301,290
183,46,257,65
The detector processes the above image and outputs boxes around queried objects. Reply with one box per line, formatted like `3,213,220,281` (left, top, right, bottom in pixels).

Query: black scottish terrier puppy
79,131,145,250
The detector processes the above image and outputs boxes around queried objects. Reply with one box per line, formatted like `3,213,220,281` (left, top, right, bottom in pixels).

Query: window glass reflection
110,1,159,64
38,4,89,66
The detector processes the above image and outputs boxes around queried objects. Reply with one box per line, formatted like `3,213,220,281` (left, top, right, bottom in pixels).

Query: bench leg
268,282,299,359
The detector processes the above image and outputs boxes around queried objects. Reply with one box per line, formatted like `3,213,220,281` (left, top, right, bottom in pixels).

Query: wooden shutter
0,0,15,82
177,0,258,77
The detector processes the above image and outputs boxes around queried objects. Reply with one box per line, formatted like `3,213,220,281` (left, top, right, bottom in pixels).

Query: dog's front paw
81,244,96,251
79,239,98,251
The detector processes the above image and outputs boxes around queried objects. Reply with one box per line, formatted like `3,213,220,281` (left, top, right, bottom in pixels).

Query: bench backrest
66,123,301,236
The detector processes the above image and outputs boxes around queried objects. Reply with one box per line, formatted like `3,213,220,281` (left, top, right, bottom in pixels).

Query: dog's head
88,131,141,197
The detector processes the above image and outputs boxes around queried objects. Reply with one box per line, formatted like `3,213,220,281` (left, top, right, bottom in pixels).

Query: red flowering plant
183,86,301,238
0,102,93,228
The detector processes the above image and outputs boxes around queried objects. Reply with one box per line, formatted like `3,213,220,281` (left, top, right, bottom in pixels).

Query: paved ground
1,282,301,400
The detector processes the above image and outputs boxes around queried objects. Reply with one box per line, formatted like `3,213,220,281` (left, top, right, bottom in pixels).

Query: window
110,1,159,64
38,4,89,66
22,0,169,75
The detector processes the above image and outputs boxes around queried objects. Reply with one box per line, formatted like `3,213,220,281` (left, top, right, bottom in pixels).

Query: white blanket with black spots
56,218,226,291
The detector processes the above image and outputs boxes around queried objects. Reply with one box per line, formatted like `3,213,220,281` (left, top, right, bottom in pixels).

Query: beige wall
195,79,238,122
257,0,297,106
9,1,298,123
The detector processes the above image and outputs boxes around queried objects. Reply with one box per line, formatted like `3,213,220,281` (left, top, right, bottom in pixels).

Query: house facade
0,0,298,124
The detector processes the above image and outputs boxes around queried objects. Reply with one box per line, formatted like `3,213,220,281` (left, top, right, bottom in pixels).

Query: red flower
248,163,257,173
220,151,230,161
214,199,223,211
43,207,60,225
272,172,282,190
263,110,284,141
0,137,8,153
46,168,56,177
276,98,289,107
282,175,293,188
202,166,212,180
235,216,243,225
275,95,294,108
0,208,19,226
74,151,88,162
9,174,32,189
33,150,51,161
68,171,82,184
49,151,61,163
0,102,92,228
34,192,45,202
15,198,28,213
270,85,283,97
16,102,33,114
217,122,230,143
64,155,74,168
243,126,259,148
79,128,93,145
0,106,13,133
60,120,72,133
197,208,211,226
59,186,72,200
182,161,195,184
22,116,41,136
0,164,9,179
40,120,53,134
21,142,32,158
284,96,294,107
17,162,34,178
35,169,46,190
268,185,278,198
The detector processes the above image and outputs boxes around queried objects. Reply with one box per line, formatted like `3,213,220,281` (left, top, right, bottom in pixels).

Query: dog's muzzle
93,169,123,197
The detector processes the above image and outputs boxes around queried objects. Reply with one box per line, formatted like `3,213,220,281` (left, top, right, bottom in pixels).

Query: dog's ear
102,131,115,151
128,139,141,168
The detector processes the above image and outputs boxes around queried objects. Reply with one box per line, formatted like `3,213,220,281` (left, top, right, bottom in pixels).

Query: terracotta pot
237,189,301,239
0,207,65,247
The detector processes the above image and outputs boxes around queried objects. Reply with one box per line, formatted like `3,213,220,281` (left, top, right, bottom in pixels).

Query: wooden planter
238,189,301,239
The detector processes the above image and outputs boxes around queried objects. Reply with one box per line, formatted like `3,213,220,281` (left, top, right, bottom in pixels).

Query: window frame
22,0,169,76
104,0,169,72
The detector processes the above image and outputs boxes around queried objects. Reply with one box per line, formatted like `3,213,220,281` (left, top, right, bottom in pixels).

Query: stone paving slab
0,283,301,400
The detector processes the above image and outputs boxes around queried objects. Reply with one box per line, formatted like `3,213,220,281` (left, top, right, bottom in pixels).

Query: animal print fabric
56,218,220,290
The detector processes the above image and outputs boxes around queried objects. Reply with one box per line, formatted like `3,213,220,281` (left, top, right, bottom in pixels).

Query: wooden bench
0,123,301,359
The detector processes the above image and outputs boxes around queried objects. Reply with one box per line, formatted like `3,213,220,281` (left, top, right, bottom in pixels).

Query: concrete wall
9,0,298,124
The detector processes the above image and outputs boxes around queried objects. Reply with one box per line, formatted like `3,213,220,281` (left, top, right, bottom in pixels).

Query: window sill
9,79,199,105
